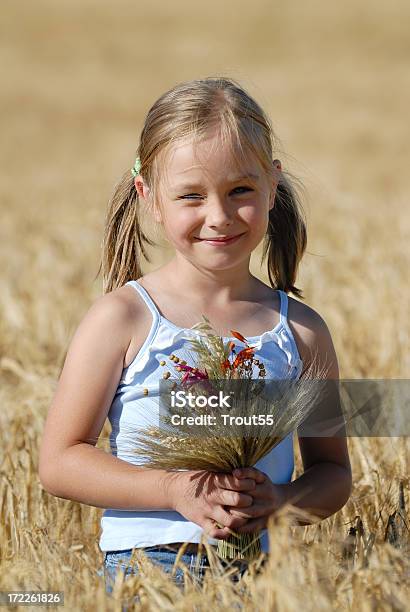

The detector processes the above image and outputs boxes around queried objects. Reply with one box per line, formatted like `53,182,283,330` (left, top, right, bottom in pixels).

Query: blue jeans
99,546,249,596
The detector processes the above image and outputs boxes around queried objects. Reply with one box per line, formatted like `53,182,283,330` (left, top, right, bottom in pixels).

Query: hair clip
131,157,141,177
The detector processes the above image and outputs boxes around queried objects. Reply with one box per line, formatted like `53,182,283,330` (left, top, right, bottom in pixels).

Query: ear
273,159,282,171
134,176,148,199
134,178,163,224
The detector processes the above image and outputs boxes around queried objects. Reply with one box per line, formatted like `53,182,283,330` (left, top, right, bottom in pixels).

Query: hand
167,469,258,540
226,467,286,533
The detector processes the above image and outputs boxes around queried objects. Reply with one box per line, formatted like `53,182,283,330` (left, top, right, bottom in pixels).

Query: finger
203,518,231,540
218,489,254,508
203,517,245,540
233,467,266,483
213,506,248,531
215,473,256,492
227,505,261,519
228,500,269,519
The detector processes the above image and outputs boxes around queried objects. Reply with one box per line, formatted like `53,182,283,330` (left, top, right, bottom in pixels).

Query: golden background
1,1,409,607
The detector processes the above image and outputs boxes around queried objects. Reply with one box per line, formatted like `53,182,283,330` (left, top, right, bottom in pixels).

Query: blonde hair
96,76,307,298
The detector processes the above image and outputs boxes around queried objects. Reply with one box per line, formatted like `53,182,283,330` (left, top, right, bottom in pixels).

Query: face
135,128,281,273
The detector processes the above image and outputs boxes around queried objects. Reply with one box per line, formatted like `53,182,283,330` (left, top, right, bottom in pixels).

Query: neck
162,256,260,306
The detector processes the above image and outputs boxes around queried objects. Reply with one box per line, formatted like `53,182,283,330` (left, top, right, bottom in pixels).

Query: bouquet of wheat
133,316,329,561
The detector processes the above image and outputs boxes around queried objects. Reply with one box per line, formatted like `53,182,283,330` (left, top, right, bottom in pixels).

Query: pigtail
95,170,156,294
262,171,307,299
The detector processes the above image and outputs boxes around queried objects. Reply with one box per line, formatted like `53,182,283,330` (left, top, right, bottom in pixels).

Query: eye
178,185,253,200
179,187,253,200
232,186,252,194
180,193,202,200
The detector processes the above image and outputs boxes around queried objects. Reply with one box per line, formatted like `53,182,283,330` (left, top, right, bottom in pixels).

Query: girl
38,77,352,591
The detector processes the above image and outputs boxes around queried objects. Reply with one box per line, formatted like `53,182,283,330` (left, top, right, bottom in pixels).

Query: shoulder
113,280,157,328
287,295,339,379
71,286,139,365
92,282,157,338
90,280,156,322
98,281,158,368
287,295,329,344
86,285,137,326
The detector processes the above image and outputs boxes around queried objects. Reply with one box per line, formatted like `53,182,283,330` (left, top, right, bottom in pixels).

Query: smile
195,233,246,246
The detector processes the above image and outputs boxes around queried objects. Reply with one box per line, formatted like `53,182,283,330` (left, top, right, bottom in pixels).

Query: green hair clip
131,156,141,177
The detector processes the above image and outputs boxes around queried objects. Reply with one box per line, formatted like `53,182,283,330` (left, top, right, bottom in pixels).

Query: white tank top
99,280,303,552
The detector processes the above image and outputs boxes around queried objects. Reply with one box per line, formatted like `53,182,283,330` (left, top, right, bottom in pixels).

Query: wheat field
1,0,409,609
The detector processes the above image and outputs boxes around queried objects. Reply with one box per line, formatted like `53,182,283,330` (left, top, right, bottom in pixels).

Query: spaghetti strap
125,280,161,322
277,290,288,327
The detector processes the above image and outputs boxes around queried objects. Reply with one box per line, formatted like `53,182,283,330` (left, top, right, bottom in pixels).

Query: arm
38,290,254,538
230,310,352,530
38,290,177,510
275,452,352,525
280,311,352,523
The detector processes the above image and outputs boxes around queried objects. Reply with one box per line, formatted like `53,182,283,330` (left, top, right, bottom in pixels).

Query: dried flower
230,330,248,344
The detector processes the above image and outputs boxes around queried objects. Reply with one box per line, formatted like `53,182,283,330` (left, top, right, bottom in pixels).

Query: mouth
194,232,246,245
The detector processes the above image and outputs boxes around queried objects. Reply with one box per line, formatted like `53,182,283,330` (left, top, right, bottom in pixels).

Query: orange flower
230,330,249,344
232,347,255,369
240,347,255,358
232,356,243,369
221,358,231,371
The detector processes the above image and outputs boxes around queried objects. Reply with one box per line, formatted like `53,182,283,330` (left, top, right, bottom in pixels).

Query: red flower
221,358,231,371
230,330,249,344
178,363,209,386
176,364,196,372
232,347,255,369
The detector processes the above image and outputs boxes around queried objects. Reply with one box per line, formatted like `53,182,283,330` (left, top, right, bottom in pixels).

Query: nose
205,194,234,229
